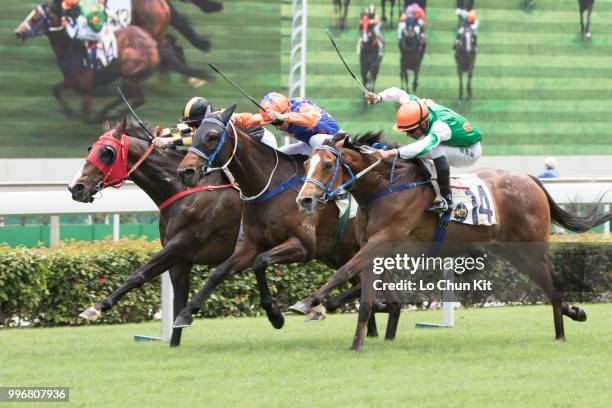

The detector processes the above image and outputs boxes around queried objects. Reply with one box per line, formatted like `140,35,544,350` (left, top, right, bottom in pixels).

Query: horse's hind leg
467,68,473,99
580,9,585,38
341,0,350,29
351,301,372,351
324,283,380,337
586,6,593,38
169,263,192,347
251,237,310,329
53,80,77,119
458,71,464,100
413,67,420,93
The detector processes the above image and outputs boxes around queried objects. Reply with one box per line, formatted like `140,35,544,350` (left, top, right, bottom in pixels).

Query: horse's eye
87,146,92,152
324,161,333,170
209,132,220,141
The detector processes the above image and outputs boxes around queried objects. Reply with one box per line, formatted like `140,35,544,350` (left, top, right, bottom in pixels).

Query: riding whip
325,30,368,93
207,63,267,111
116,86,154,139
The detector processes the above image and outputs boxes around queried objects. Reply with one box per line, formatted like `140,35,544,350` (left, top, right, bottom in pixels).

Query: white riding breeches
261,128,278,149
422,142,481,168
279,134,333,155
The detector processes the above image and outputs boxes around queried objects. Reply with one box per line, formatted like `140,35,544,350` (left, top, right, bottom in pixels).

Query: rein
189,118,293,203
158,184,235,211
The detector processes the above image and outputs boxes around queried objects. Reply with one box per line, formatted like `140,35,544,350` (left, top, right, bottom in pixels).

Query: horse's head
177,103,237,187
15,4,60,42
68,117,151,202
297,133,371,216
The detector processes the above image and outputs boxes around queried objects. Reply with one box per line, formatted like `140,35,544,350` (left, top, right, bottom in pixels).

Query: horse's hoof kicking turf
288,301,309,315
173,315,193,328
304,304,326,322
572,306,587,322
79,306,102,322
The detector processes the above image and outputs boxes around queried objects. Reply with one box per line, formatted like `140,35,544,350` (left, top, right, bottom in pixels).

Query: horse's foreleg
341,0,350,29
458,70,464,100
467,67,473,99
251,237,309,329
351,299,372,351
586,6,593,38
80,243,182,321
169,263,192,347
174,245,258,328
580,10,585,38
381,0,387,23
413,67,420,93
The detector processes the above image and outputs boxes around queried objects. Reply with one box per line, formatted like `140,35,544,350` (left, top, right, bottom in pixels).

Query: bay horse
174,105,395,338
579,0,595,40
15,4,211,123
333,0,350,30
454,22,476,100
295,133,610,351
68,118,241,346
398,18,426,92
359,19,383,92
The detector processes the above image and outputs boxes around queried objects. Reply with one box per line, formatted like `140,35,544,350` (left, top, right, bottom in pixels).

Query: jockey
398,6,426,41
153,97,277,148
233,92,340,156
455,9,479,49
365,88,482,213
362,4,381,37
60,0,117,68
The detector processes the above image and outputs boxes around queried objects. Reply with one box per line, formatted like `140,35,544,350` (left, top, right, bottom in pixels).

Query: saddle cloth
105,0,132,28
449,174,497,226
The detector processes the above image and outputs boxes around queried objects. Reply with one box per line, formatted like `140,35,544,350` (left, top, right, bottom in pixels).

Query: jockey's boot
427,156,453,213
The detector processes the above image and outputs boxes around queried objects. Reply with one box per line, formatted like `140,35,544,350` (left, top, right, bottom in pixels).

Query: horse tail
529,175,612,233
157,43,213,81
168,1,211,51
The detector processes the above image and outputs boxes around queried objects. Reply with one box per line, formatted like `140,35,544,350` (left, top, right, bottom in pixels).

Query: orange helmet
259,92,290,123
467,10,477,24
62,0,79,9
393,99,430,132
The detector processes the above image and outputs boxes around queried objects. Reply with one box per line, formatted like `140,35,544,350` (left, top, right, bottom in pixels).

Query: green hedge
0,236,610,327
0,239,338,327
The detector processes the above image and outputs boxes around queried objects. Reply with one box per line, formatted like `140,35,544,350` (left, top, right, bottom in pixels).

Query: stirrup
426,198,451,213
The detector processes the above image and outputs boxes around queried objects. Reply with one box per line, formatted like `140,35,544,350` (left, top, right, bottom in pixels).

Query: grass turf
1,304,610,407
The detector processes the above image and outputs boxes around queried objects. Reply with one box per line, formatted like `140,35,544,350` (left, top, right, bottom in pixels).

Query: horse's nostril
182,168,195,177
301,197,314,209
71,184,85,193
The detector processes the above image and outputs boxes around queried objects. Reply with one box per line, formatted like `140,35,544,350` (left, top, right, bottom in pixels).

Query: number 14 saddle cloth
449,174,497,226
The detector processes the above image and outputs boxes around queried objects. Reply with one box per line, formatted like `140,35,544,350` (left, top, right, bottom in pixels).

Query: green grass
1,304,611,407
0,0,280,157
282,0,612,154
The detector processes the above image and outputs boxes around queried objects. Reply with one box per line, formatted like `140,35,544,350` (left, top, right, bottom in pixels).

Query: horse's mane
327,131,431,180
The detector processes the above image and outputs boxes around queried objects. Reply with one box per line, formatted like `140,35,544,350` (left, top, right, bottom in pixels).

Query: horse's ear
333,133,347,149
204,104,213,118
102,117,112,132
219,103,237,123
114,116,127,138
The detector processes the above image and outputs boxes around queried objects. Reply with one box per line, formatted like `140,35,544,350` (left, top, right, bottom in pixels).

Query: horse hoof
586,32,592,40
572,306,587,322
79,306,102,322
349,344,362,352
186,77,206,88
270,313,285,329
366,331,379,338
173,314,193,328
305,305,327,322
289,301,310,315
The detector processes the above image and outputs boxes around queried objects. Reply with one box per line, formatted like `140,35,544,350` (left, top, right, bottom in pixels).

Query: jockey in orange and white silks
233,92,340,156
365,87,482,213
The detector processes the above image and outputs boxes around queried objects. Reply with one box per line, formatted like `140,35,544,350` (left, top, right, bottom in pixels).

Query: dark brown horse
454,22,476,100
398,18,426,92
296,133,610,351
15,4,211,122
579,0,595,40
359,18,383,92
174,106,394,337
333,0,351,30
68,118,241,347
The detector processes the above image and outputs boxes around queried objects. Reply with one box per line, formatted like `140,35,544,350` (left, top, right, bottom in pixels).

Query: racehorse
295,133,610,351
15,5,209,123
333,0,350,30
398,18,426,92
173,106,397,338
68,118,240,346
579,0,595,40
454,22,476,100
359,19,383,92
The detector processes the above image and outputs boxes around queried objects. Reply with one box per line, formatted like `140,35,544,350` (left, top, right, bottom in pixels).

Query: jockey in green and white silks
365,87,482,213
61,0,123,68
